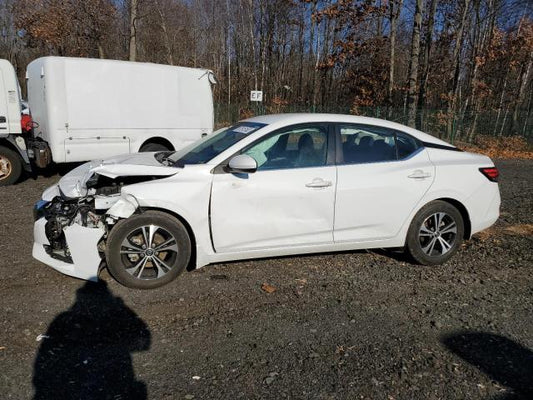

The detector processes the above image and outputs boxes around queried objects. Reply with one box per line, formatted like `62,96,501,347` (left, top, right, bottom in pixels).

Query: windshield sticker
233,125,258,134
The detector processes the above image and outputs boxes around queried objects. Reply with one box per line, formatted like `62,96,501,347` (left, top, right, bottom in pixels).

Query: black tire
105,211,191,289
139,142,170,152
0,145,23,186
406,200,464,265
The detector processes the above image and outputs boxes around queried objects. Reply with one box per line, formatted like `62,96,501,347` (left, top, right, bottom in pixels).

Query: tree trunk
309,0,317,109
226,0,231,111
155,0,174,65
407,0,424,127
416,0,438,129
129,0,139,61
98,44,105,59
511,50,532,134
465,0,491,141
247,0,258,90
387,0,403,118
376,0,383,37
446,0,471,139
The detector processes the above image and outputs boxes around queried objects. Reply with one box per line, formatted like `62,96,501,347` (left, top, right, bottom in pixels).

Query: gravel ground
0,160,532,400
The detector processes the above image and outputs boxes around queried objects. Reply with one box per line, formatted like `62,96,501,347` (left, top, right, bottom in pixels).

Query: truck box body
27,57,214,163
0,59,22,136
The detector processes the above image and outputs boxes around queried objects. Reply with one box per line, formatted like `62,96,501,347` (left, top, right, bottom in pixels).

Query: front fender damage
106,194,139,219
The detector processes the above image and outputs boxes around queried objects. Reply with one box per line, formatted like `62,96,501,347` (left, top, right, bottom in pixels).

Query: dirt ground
0,160,532,400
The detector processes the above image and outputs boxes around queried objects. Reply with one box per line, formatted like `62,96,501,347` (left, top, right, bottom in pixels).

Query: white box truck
0,57,216,186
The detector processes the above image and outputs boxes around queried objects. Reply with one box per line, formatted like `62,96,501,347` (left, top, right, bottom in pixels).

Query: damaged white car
33,114,500,289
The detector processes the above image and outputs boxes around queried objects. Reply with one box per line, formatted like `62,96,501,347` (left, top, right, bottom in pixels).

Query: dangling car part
33,152,179,281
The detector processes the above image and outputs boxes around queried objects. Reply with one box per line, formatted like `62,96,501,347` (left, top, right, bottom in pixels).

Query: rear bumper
467,183,501,236
32,218,105,281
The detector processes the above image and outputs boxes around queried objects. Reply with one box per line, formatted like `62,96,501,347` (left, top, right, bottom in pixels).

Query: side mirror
228,154,257,174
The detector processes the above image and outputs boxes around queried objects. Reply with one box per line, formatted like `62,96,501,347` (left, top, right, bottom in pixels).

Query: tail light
21,114,33,133
479,167,499,182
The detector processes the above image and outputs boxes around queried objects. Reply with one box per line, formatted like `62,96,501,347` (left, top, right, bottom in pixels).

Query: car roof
243,113,452,146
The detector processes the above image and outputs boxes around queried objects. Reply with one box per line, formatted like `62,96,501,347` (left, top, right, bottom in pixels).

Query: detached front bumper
32,218,105,281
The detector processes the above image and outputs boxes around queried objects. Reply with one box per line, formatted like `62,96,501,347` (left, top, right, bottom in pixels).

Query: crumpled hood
54,152,178,199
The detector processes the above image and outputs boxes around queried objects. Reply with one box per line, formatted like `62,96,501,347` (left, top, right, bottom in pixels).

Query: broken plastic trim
106,194,139,219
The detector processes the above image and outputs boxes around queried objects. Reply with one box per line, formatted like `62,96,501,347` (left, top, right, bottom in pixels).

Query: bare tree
446,0,471,138
129,0,138,61
407,0,424,127
387,0,403,117
416,0,438,129
7,0,532,138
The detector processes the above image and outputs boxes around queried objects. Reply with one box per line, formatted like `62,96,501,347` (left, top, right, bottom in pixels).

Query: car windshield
166,122,267,167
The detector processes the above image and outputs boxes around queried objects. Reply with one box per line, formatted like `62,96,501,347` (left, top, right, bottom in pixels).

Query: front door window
243,125,329,170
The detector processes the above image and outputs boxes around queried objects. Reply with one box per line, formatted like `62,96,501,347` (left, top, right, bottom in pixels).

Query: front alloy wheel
406,201,464,265
120,225,180,280
106,211,191,289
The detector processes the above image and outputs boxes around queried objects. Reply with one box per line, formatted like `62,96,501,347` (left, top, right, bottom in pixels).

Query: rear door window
339,124,420,164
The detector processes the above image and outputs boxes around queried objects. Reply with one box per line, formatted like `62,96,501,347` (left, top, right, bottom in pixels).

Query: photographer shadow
33,281,150,400
442,331,533,399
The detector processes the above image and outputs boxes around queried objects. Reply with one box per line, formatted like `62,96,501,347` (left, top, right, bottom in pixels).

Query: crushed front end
32,153,179,281
33,189,109,281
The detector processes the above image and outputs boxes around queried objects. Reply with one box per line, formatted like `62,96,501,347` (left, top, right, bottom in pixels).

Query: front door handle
0,116,6,123
305,178,332,188
408,170,432,179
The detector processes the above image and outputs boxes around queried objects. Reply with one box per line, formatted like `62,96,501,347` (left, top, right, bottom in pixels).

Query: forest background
1,0,532,147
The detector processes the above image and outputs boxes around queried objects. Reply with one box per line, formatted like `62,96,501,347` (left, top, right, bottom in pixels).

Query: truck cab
0,59,29,185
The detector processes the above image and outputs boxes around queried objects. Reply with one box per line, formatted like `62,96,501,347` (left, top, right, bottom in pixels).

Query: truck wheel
140,142,170,152
0,146,22,186
105,211,191,289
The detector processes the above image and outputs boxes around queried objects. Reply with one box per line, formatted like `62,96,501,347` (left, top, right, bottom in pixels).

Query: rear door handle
408,170,432,179
305,178,332,188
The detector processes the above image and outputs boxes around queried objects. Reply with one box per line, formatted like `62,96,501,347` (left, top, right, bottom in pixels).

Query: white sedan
33,114,500,289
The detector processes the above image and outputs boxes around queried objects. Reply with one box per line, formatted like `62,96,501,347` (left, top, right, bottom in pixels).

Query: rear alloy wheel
406,201,464,265
0,145,22,186
106,211,191,289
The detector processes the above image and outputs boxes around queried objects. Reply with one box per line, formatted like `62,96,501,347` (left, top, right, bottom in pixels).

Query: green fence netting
214,104,532,143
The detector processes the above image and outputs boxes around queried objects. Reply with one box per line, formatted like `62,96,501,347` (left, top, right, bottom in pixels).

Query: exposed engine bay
32,151,180,281
37,195,107,263
35,173,167,264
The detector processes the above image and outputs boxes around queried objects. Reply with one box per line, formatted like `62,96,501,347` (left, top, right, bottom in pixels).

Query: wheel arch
141,207,197,271
0,137,26,161
433,197,472,239
139,137,175,151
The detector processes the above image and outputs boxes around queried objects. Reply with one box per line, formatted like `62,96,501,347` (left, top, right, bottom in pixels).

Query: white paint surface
26,57,214,163
33,114,501,282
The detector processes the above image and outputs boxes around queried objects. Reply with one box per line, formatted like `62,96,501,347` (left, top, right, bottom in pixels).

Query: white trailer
0,57,215,185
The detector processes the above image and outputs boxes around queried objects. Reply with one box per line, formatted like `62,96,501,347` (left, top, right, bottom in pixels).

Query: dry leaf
261,283,276,293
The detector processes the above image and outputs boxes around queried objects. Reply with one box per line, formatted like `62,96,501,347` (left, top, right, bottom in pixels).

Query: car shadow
441,331,533,399
203,248,412,273
32,281,151,400
371,247,412,263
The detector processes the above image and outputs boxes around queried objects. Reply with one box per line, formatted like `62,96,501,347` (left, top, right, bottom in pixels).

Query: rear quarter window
396,132,420,159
